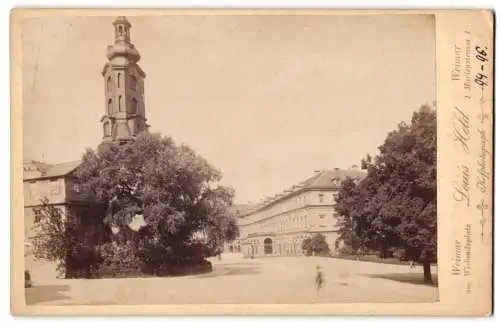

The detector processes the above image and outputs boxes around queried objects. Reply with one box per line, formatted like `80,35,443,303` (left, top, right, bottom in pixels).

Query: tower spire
101,16,149,144
106,16,140,63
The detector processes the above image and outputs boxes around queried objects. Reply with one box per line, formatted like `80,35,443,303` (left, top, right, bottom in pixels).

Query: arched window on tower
118,95,123,112
135,120,142,135
117,73,121,88
118,26,124,36
103,122,111,137
106,76,112,92
130,75,137,91
130,98,138,114
107,99,113,115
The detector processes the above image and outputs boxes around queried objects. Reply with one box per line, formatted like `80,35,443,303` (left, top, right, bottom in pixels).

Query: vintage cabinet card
10,9,493,316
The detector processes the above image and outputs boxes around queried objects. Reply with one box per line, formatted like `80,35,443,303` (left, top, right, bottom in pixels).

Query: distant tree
74,132,239,275
334,105,437,283
302,234,330,257
30,199,103,278
333,177,361,252
30,199,71,276
301,237,312,256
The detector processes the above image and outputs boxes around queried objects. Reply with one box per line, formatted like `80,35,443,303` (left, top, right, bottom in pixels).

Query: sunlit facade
226,168,365,258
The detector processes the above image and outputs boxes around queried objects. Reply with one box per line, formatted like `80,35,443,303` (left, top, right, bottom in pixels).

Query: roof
240,167,366,216
24,160,81,181
229,203,255,217
24,159,52,174
304,169,366,189
43,160,82,178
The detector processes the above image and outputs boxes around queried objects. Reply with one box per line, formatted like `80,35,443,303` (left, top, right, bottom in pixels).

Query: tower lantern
101,16,149,143
113,16,131,43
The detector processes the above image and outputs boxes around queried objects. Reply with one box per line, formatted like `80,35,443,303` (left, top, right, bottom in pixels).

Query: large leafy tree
74,132,239,273
333,177,361,252
335,105,437,283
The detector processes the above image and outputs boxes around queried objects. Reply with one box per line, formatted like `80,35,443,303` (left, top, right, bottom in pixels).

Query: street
26,254,438,305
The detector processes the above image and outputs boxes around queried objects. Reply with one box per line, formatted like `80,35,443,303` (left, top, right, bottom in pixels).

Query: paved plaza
25,254,439,305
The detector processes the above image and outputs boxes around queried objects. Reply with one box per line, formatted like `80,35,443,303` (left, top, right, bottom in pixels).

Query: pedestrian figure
409,260,415,268
315,265,324,298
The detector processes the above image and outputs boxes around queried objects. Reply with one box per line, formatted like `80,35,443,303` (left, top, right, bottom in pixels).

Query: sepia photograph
10,9,492,315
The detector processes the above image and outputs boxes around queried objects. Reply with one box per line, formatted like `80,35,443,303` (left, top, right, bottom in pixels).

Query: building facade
230,168,365,258
23,160,83,241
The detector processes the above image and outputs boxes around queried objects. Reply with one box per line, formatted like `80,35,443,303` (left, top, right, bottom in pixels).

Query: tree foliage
30,199,103,278
302,234,330,256
334,105,437,283
30,199,72,275
73,132,239,274
334,177,361,252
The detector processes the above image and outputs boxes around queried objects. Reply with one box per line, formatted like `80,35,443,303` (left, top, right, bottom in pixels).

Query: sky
22,14,436,204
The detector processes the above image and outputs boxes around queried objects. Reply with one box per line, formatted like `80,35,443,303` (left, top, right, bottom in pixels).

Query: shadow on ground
193,265,262,278
25,285,71,305
363,273,438,287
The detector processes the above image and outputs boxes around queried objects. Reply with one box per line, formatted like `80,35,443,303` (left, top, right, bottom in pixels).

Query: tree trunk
423,261,432,284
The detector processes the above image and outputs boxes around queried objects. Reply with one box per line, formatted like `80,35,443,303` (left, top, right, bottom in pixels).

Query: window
107,99,112,115
135,120,142,134
118,26,124,36
49,180,61,195
319,214,325,219
103,122,111,137
130,75,137,90
73,184,82,193
117,73,121,88
130,98,138,114
118,95,123,112
106,76,112,92
319,193,324,203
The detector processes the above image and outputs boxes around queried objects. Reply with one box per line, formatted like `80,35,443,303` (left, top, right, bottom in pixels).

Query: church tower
101,16,149,143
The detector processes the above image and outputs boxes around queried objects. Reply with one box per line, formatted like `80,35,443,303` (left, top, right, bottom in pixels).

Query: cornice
101,62,146,78
238,204,337,227
240,187,339,218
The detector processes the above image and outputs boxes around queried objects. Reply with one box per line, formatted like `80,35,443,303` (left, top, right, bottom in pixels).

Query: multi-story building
231,168,365,258
23,160,89,241
223,204,254,253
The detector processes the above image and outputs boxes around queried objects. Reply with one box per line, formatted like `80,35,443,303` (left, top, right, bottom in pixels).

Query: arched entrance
264,238,273,255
